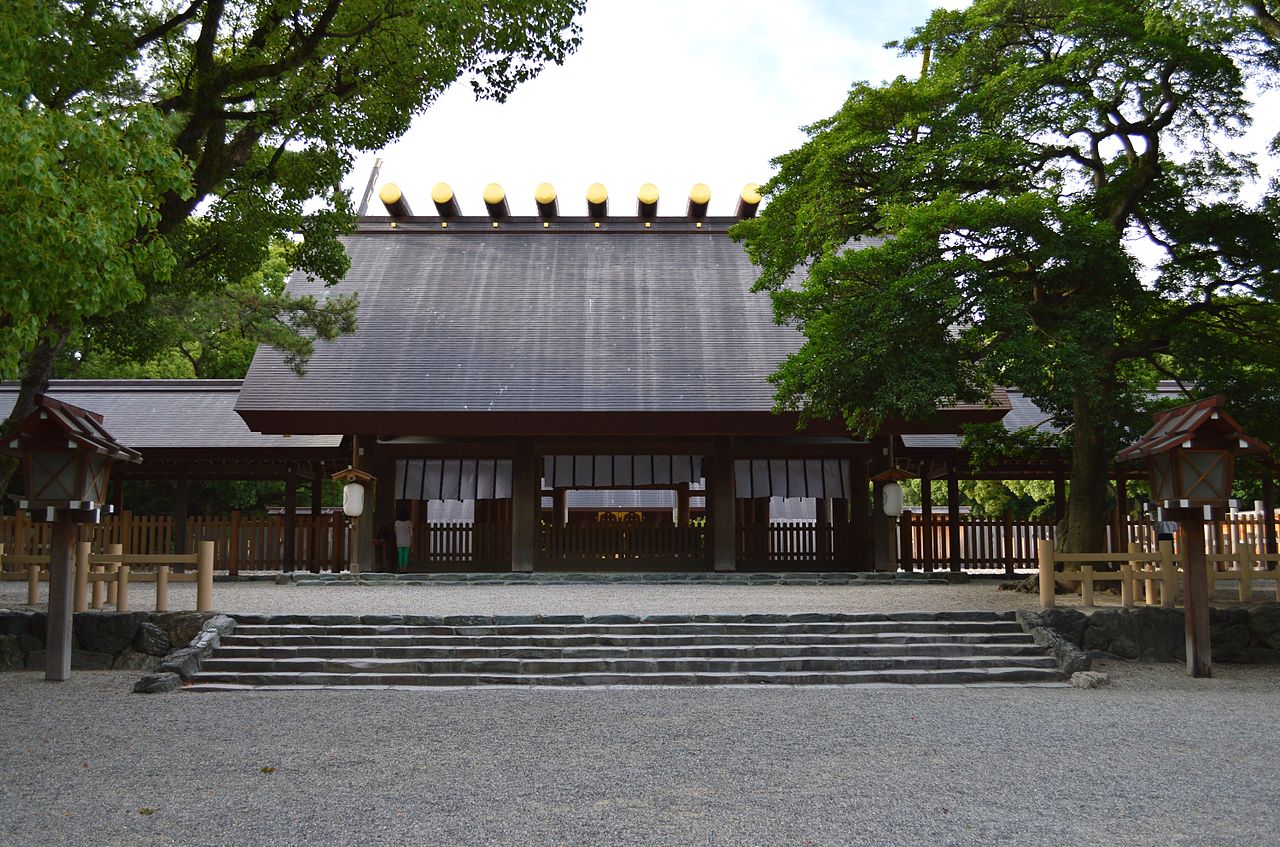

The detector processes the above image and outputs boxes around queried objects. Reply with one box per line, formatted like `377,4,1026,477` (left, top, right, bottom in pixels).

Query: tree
1,0,586,473
64,241,357,379
734,0,1280,552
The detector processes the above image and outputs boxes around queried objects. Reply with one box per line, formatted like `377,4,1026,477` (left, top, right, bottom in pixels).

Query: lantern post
1116,396,1269,677
331,465,376,574
3,396,141,680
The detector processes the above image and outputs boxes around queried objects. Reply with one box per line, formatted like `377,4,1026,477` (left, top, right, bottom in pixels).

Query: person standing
393,508,413,573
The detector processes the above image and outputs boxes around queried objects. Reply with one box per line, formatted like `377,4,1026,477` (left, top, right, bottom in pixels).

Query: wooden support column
831,498,850,564
282,464,297,572
947,466,962,573
110,478,125,514
710,438,737,571
553,489,568,527
676,484,691,527
310,462,323,573
869,484,893,572
815,497,832,564
1176,508,1212,678
1263,474,1277,556
173,471,189,556
45,517,76,681
848,459,872,571
351,435,375,573
510,440,538,572
920,465,934,572
373,457,396,572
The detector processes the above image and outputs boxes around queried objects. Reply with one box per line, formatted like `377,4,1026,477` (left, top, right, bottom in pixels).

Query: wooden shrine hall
231,181,1015,572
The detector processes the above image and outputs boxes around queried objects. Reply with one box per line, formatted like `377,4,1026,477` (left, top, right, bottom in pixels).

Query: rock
201,614,236,637
589,615,641,624
112,649,157,671
1018,610,1091,675
134,622,171,657
68,650,115,670
133,672,181,693
1070,671,1110,689
0,634,25,671
158,647,202,678
1037,608,1089,647
73,612,147,655
1210,607,1250,662
155,611,209,648
1248,603,1280,650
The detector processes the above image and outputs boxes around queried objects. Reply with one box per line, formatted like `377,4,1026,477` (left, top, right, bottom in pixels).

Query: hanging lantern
871,468,915,517
331,466,376,518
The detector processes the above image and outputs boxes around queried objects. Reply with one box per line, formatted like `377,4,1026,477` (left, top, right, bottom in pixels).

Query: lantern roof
1115,395,1269,462
3,395,142,464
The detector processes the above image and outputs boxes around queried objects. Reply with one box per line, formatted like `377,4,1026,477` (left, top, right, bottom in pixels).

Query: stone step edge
212,641,1046,655
277,572,969,587
230,610,1017,626
186,667,1066,687
183,680,1072,691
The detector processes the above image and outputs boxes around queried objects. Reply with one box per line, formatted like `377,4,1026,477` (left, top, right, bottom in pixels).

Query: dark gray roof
238,226,797,415
0,381,341,450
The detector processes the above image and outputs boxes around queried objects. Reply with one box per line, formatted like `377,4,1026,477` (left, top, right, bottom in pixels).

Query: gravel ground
5,576,1277,617
2,661,1279,847
5,579,1279,845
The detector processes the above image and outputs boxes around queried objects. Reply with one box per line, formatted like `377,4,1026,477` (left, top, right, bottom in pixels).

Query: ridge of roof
0,379,244,392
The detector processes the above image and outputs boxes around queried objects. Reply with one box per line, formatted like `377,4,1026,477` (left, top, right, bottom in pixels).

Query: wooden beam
173,471,189,556
848,459,872,571
45,518,76,681
1263,474,1277,556
283,464,297,572
310,462,323,573
920,464,934,572
1053,466,1067,523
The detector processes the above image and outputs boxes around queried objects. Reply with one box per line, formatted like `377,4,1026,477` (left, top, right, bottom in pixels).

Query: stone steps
211,641,1048,660
184,612,1066,690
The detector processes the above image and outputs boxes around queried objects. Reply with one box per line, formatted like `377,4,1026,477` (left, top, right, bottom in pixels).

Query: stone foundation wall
1020,604,1280,664
0,610,220,673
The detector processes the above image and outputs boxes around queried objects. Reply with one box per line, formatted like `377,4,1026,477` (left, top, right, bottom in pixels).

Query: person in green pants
393,508,413,573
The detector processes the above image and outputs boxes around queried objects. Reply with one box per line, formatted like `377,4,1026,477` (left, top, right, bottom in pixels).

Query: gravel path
2,660,1278,846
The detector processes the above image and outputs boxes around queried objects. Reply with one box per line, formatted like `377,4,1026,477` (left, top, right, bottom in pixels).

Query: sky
349,1,969,218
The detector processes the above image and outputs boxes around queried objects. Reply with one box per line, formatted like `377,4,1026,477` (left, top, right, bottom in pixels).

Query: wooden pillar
110,478,124,513
351,435,375,573
373,458,396,572
1263,474,1277,556
552,489,568,527
832,497,850,565
45,517,76,681
1053,466,1067,523
815,496,832,564
309,463,323,573
173,471,189,555
676,484,691,528
848,459,872,571
920,464,934,572
710,438,737,571
947,465,961,573
282,463,297,572
1177,508,1212,677
510,440,538,572
870,483,894,572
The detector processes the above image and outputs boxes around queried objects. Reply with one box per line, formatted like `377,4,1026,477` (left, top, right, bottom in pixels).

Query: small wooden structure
2,395,140,680
1116,396,1270,677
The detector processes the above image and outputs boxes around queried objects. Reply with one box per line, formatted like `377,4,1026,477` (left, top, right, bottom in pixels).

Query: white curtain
543,455,702,488
734,459,849,498
395,459,512,501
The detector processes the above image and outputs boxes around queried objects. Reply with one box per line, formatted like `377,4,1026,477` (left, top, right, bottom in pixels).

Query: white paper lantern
342,482,365,517
882,481,904,517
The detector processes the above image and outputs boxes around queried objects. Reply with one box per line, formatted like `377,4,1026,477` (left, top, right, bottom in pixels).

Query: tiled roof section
238,228,801,414
0,381,341,449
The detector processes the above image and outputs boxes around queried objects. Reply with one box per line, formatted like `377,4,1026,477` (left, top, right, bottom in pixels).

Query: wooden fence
0,511,348,575
900,513,1280,574
411,522,512,565
1038,539,1280,609
540,524,706,563
740,523,838,565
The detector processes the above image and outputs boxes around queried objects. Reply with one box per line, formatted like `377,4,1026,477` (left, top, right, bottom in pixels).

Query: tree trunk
1063,390,1110,553
0,335,65,495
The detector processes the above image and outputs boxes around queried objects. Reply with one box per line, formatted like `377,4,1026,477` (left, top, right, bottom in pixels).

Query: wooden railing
0,511,348,574
1037,539,1280,609
740,522,838,565
412,522,512,565
540,524,706,563
0,541,214,612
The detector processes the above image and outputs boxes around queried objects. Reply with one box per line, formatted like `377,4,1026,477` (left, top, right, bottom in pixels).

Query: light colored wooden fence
0,511,348,574
411,522,512,565
1037,539,1280,609
739,522,838,564
0,541,214,612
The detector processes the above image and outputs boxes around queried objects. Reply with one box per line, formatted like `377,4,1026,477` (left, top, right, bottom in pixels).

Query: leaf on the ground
260,766,276,774
138,808,156,816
